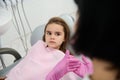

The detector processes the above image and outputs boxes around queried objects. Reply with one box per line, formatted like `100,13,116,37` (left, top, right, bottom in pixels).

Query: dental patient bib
5,40,78,80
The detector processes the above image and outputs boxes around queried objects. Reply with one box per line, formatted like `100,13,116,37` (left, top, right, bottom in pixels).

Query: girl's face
45,23,65,49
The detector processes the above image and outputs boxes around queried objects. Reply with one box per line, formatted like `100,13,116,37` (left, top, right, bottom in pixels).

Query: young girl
4,17,86,80
43,18,93,80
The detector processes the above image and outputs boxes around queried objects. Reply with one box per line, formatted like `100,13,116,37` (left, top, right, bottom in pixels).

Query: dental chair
0,14,74,77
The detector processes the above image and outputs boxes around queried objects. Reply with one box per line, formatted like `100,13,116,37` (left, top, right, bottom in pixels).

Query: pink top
5,40,79,80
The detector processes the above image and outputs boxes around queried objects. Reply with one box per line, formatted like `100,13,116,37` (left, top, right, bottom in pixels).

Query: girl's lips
49,41,55,43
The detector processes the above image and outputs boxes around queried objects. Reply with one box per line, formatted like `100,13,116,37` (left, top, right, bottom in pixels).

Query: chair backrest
59,14,74,37
30,24,45,46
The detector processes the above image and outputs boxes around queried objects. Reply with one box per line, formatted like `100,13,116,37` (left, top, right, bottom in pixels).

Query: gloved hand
45,50,80,80
73,55,93,78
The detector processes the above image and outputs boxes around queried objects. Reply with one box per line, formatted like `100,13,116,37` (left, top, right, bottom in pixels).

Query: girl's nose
50,34,55,39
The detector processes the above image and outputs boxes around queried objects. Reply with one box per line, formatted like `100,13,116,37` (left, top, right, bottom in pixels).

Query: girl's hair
43,17,70,53
72,0,120,79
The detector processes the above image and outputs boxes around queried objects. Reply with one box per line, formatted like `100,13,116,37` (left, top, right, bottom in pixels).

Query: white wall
0,0,77,67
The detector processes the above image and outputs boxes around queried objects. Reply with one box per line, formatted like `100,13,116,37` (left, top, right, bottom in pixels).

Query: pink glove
73,55,93,78
45,50,80,80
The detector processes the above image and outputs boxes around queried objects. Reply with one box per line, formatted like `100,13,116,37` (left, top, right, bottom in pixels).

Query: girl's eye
46,32,51,35
55,32,61,36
